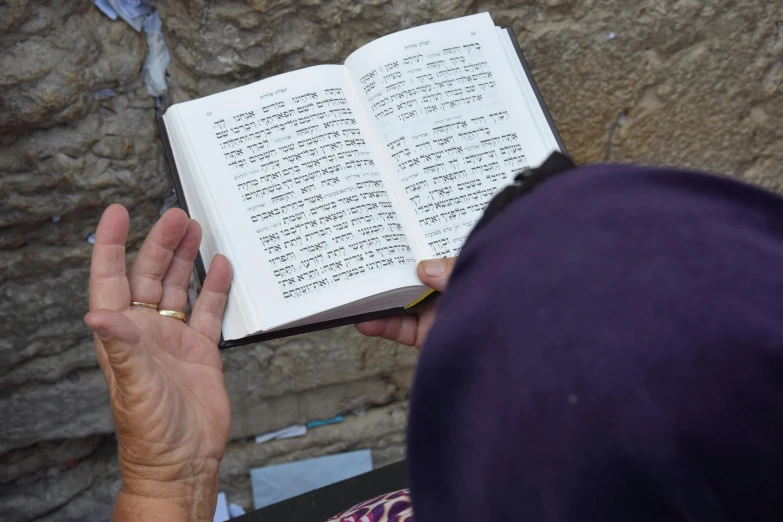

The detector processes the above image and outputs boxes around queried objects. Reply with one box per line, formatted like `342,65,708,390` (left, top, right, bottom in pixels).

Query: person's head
408,163,783,521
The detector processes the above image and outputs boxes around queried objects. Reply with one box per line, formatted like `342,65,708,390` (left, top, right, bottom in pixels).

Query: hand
356,257,456,349
84,204,232,522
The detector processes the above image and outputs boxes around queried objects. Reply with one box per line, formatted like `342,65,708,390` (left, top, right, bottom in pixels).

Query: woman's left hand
355,257,456,349
85,204,233,521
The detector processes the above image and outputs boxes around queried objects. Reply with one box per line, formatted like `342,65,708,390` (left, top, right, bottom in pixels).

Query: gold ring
158,309,187,322
131,301,158,310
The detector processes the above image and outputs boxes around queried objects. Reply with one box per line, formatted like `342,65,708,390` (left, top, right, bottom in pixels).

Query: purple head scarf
407,155,783,521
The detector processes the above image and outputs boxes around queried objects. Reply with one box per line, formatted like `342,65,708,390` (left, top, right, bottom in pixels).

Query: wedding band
131,301,158,310
158,309,187,322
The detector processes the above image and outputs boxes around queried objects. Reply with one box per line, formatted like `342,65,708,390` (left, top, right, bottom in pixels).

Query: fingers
84,309,153,386
190,255,233,346
90,204,132,311
158,219,202,311
355,319,387,338
357,256,457,347
127,209,190,307
356,257,457,347
355,314,419,346
417,256,457,292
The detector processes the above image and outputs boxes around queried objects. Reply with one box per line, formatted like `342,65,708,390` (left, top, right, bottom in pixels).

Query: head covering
407,160,783,521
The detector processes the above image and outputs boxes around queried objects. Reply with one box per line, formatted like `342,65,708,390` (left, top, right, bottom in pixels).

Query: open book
158,13,565,347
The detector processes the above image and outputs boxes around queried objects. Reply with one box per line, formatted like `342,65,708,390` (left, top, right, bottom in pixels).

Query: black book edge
156,112,428,349
155,28,563,349
505,27,568,156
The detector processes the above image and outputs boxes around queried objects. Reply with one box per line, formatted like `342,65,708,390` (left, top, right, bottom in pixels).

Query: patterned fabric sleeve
326,489,414,522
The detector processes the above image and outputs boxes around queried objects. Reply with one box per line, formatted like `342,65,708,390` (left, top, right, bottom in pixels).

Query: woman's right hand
355,257,456,349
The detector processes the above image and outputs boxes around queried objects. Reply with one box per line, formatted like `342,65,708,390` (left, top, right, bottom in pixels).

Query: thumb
417,257,457,292
84,309,150,384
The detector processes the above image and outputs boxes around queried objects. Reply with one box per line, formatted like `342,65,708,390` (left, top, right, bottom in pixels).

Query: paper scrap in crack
250,450,373,510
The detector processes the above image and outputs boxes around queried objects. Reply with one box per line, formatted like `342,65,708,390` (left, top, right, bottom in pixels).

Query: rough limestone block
0,2,146,131
219,402,409,510
0,0,781,519
0,435,103,484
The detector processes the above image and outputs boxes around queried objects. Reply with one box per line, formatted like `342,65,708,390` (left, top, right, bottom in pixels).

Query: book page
168,66,420,331
345,13,560,258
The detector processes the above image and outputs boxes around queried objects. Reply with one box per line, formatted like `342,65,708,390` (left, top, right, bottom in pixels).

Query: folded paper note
250,450,373,510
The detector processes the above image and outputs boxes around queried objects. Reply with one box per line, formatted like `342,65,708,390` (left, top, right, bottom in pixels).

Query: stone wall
1,0,781,519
